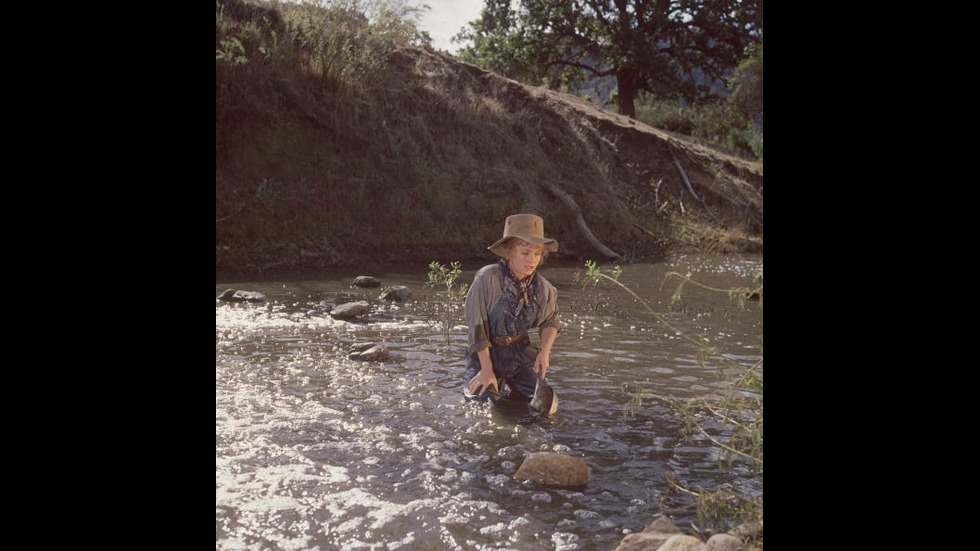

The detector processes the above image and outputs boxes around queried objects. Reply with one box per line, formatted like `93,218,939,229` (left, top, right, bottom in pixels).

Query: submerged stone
217,288,268,303
330,300,371,320
728,519,762,541
514,452,590,488
705,533,741,551
378,285,413,302
351,276,382,288
348,342,389,361
613,516,682,551
659,535,707,551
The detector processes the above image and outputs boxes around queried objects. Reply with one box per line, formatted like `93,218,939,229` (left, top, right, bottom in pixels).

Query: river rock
660,535,708,551
513,452,590,487
351,276,381,288
613,516,682,551
348,342,389,361
706,533,741,551
330,300,371,320
217,288,268,303
378,285,413,302
728,520,762,542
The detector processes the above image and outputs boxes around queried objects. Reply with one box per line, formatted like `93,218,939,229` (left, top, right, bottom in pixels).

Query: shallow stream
216,254,763,551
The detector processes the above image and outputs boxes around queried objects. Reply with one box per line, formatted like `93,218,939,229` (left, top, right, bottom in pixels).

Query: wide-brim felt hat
488,214,559,257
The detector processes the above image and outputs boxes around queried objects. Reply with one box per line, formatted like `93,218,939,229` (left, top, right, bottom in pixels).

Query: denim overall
464,262,540,402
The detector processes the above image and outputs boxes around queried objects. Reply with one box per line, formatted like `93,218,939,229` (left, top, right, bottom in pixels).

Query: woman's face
505,240,545,281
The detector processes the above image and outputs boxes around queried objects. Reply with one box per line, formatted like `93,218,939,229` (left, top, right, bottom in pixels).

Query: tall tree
456,0,763,118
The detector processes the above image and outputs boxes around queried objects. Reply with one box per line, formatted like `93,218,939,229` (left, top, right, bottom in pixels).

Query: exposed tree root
541,180,624,261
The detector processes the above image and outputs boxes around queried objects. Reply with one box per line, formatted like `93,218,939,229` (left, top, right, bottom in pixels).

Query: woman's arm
464,266,498,356
534,326,558,379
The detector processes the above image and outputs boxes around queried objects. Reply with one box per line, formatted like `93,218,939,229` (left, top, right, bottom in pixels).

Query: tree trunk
616,69,638,119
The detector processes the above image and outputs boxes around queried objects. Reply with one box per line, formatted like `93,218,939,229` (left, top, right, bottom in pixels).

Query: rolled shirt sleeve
534,276,563,337
465,265,498,356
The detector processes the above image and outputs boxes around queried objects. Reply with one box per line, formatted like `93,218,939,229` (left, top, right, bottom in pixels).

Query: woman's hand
469,368,499,396
534,350,550,379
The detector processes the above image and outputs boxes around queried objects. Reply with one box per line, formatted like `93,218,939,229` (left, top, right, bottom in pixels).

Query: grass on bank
217,0,762,276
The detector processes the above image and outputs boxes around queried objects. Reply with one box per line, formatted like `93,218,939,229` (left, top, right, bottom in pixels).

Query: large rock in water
705,533,741,551
330,300,371,320
513,452,590,487
351,276,381,288
613,516,683,551
659,535,707,551
348,342,390,361
217,288,268,303
378,285,413,302
612,515,760,551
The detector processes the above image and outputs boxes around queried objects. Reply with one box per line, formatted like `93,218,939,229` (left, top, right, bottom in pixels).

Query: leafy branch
584,260,763,530
574,260,622,311
662,271,763,310
426,261,469,346
586,261,733,359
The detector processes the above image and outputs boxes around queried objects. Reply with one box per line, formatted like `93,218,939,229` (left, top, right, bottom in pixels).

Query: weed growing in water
584,260,763,532
572,260,622,312
426,261,469,346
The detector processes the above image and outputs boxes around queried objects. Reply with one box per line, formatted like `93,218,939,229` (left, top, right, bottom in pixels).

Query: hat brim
488,236,559,257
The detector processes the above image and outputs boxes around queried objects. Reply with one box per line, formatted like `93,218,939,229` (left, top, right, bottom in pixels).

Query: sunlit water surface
216,255,763,551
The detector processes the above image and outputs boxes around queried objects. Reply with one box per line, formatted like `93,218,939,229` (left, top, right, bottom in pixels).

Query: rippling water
216,255,763,551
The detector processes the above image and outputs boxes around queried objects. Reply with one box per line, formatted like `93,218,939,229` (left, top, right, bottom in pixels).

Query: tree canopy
455,0,763,118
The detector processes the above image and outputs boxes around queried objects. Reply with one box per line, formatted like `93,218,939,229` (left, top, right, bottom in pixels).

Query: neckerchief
498,258,536,317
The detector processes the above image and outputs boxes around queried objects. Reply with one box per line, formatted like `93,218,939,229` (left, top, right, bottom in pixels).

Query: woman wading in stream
463,214,562,403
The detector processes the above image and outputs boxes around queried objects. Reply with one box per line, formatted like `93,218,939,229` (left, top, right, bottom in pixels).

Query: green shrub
635,99,694,135
426,261,469,346
633,51,764,165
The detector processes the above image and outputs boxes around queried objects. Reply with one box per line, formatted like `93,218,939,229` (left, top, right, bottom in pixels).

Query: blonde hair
500,237,550,262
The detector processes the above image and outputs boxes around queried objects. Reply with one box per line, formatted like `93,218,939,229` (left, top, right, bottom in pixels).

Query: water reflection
216,255,762,551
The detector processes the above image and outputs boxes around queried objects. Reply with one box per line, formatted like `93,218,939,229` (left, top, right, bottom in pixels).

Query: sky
416,0,485,53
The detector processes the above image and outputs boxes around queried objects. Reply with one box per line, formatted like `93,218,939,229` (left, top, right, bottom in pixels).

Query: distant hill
216,0,762,277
